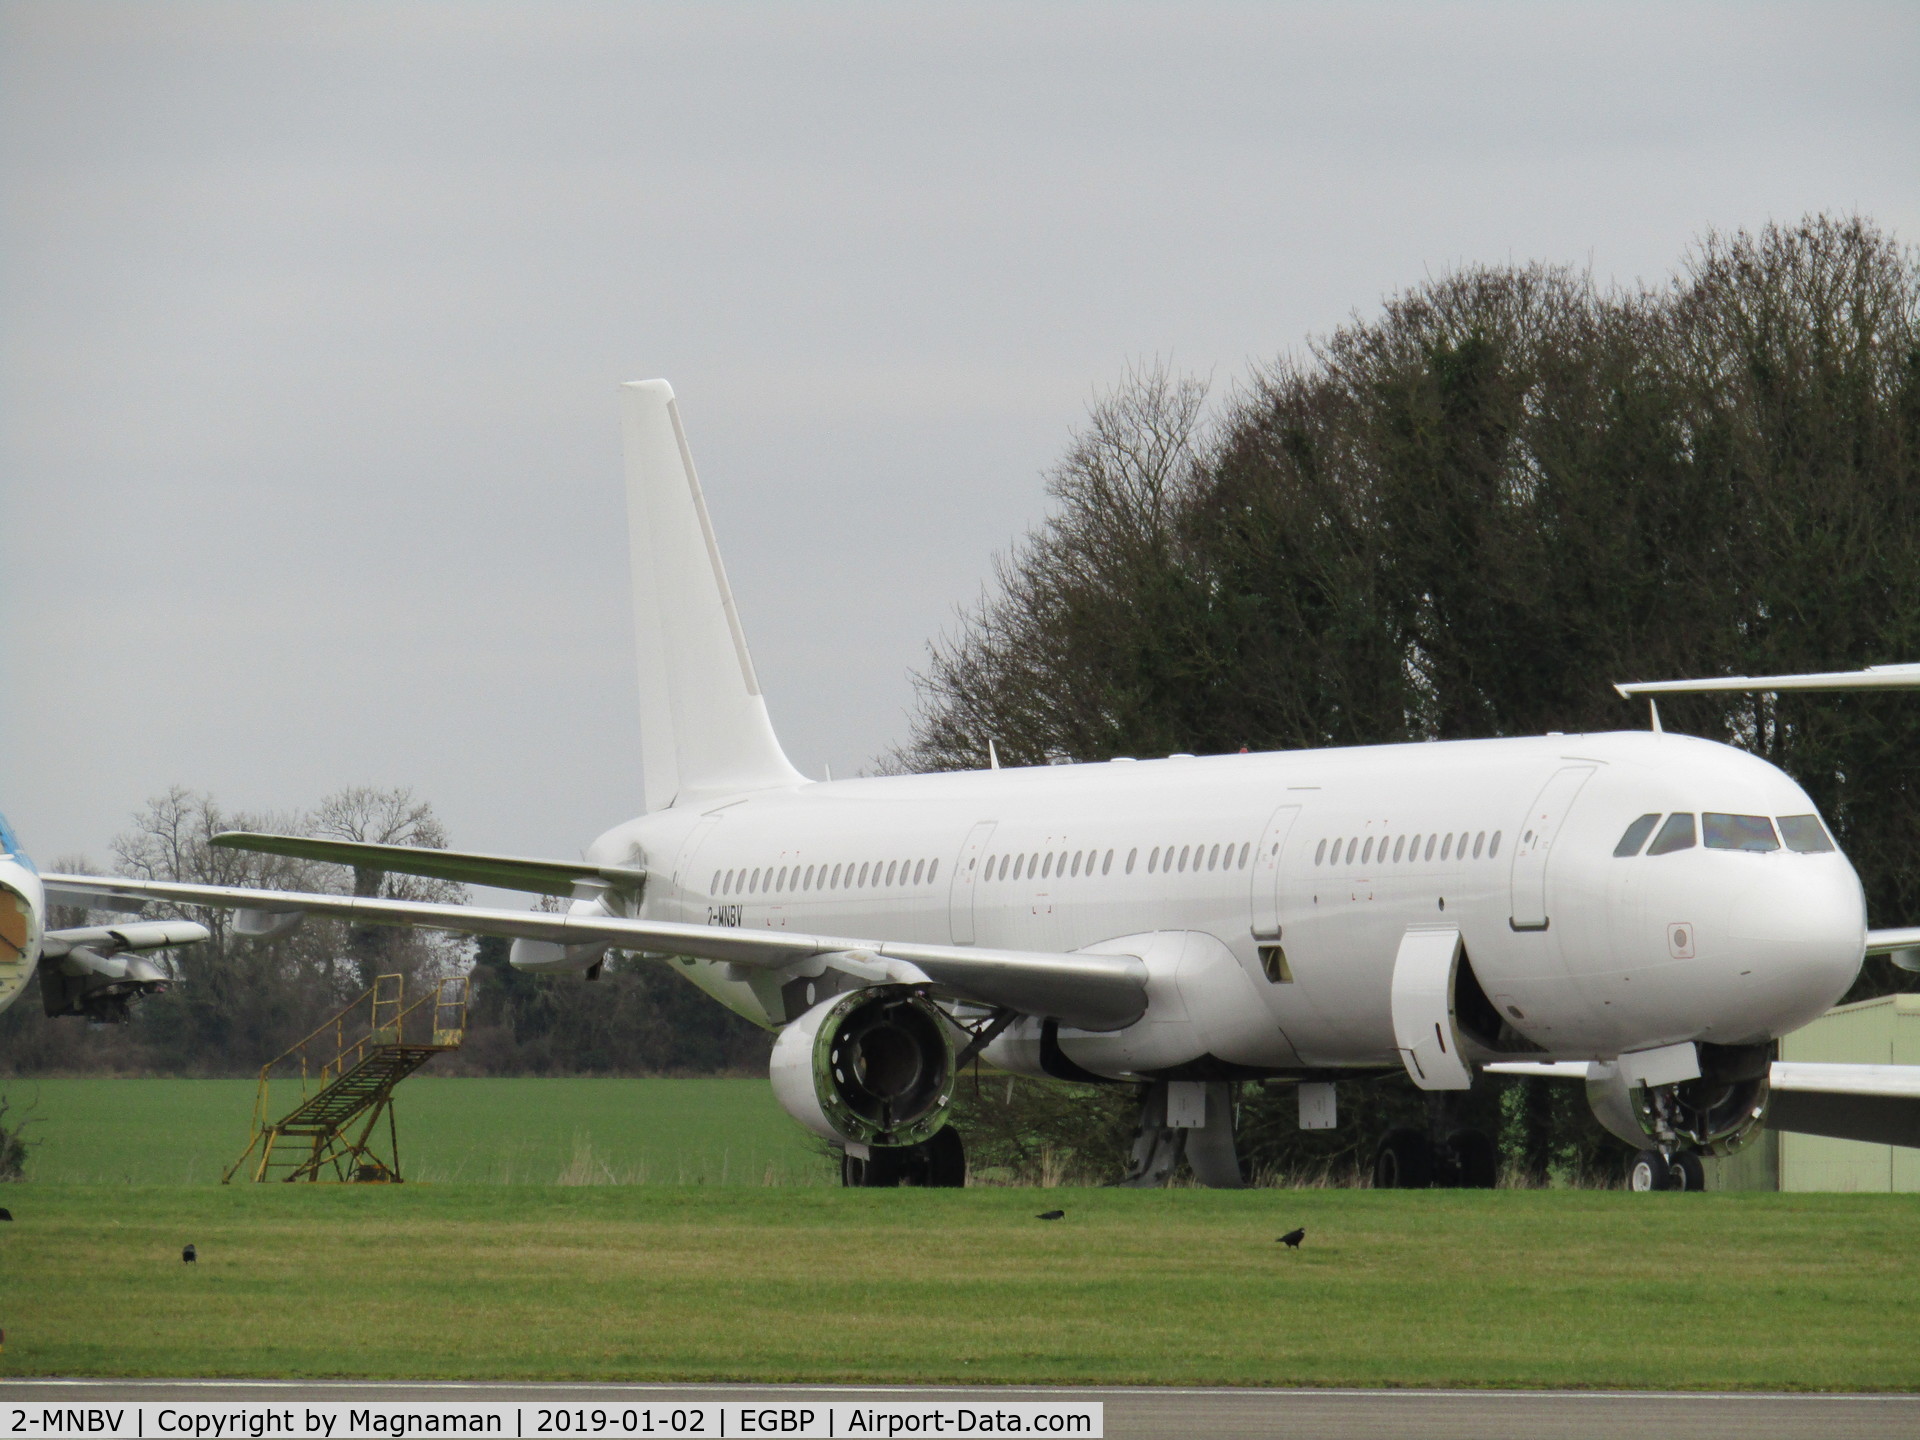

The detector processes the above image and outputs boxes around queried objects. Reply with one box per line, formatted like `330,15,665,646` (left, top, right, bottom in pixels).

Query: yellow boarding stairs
224,973,469,1183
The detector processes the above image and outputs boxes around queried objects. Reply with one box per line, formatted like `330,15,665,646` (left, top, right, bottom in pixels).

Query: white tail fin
622,380,806,810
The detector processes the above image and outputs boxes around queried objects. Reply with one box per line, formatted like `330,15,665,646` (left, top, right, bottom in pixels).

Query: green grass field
7,1077,831,1185
6,1079,1919,1389
5,1184,1919,1388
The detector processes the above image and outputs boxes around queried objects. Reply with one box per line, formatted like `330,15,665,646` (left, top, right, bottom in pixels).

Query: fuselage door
1508,765,1597,931
670,812,726,921
1250,804,1302,940
948,820,998,945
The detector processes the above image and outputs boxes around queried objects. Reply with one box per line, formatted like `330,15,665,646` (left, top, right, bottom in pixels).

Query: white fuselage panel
586,731,1866,1075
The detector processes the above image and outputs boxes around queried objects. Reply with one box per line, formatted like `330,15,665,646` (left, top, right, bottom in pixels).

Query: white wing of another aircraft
40,872,1148,1032
1615,662,1920,696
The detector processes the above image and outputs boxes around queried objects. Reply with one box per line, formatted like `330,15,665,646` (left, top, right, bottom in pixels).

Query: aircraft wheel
841,1131,966,1188
841,1147,904,1188
1669,1150,1706,1192
917,1127,967,1188
1628,1149,1675,1191
1446,1129,1498,1189
1373,1127,1434,1189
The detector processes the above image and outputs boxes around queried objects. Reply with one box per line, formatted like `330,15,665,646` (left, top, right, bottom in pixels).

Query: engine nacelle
40,948,171,1024
769,985,955,1147
1585,1043,1772,1155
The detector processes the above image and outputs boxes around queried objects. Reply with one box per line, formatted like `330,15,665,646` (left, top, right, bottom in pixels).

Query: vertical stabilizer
622,380,806,809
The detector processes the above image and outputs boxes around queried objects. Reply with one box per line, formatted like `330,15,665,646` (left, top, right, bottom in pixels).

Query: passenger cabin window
1779,815,1836,853
1704,814,1779,852
1126,848,1138,874
1423,835,1436,861
1647,813,1697,855
1345,838,1357,864
1489,831,1502,857
1473,832,1485,859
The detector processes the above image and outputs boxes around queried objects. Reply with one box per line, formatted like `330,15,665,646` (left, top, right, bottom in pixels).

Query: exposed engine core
1586,1043,1772,1155
769,985,954,1146
40,949,172,1024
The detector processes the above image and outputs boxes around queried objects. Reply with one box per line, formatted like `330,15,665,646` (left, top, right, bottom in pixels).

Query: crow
1035,1209,1066,1221
1277,1227,1306,1248
182,1243,196,1264
0,1207,12,1221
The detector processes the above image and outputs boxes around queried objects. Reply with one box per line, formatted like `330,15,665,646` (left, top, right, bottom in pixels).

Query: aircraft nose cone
1726,863,1864,1034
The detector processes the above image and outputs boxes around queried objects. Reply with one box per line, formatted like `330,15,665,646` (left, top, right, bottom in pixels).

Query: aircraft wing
40,873,1148,1031
1615,662,1920,697
208,831,646,897
1487,1058,1920,1150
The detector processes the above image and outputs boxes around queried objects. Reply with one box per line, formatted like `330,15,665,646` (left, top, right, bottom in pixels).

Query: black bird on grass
0,1207,13,1221
182,1243,196,1263
1277,1228,1306,1248
1035,1209,1066,1221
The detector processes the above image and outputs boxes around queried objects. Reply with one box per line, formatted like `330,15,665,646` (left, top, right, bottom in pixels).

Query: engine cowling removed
769,985,955,1147
1585,1043,1772,1156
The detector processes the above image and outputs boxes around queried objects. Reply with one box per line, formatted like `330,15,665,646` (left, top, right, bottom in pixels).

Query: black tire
1446,1129,1498,1189
841,1147,904,1188
1670,1150,1706,1192
1628,1149,1674,1191
917,1127,967,1188
841,1130,966,1188
1373,1127,1434,1189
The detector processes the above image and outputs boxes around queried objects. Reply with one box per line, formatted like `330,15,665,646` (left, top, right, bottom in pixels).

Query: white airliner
41,382,1920,1190
0,811,208,1023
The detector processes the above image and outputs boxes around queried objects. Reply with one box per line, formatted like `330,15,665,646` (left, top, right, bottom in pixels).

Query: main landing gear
1372,1126,1498,1189
840,1127,967,1188
1627,1148,1706,1192
1372,1093,1498,1189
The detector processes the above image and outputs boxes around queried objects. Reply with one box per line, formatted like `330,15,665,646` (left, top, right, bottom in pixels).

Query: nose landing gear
1627,1148,1706,1192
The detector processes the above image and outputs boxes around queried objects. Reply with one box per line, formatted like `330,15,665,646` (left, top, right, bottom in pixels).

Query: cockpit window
1646,812,1697,856
1704,813,1779,852
1778,814,1837,854
1613,814,1660,857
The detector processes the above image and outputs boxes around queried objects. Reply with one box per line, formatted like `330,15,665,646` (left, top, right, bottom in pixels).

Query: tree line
903,215,1920,1181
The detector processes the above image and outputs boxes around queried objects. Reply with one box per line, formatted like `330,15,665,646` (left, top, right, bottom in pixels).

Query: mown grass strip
4,1185,1918,1388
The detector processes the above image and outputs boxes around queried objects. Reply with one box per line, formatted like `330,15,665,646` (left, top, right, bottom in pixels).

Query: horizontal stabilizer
41,873,1148,1032
209,832,645,896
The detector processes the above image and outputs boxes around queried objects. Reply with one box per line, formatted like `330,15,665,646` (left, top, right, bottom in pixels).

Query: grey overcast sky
3,1,1916,869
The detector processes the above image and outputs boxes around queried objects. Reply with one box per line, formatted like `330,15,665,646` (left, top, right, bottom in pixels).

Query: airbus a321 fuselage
45,380,1913,1191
